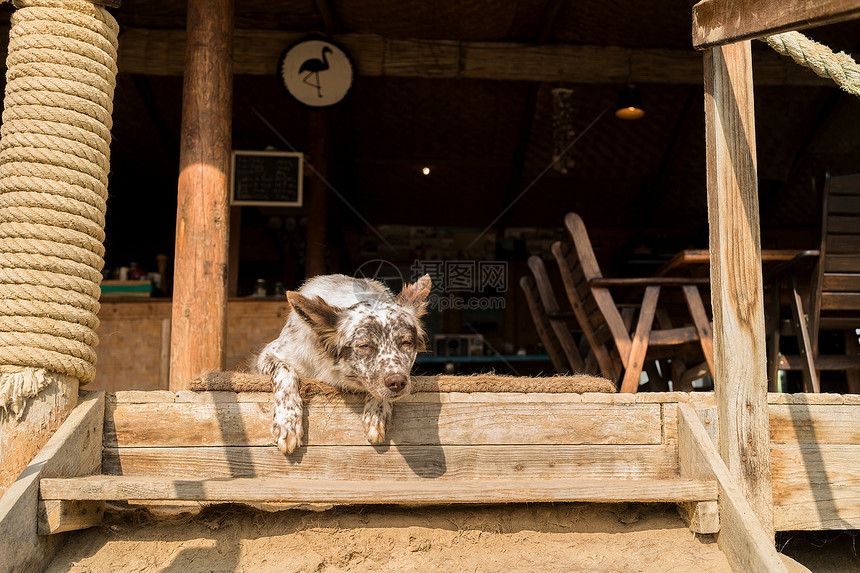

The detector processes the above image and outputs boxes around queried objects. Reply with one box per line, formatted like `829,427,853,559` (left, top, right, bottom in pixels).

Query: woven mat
191,371,617,397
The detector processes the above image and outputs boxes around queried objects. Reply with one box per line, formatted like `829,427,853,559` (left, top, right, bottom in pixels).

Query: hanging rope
762,31,860,97
0,0,118,417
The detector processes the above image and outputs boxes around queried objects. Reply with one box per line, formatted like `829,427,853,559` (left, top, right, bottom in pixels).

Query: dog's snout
385,374,407,392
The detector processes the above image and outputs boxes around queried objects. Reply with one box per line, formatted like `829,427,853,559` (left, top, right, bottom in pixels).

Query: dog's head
286,275,432,400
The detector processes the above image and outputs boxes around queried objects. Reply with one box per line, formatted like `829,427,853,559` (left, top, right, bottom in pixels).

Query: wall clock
278,38,354,108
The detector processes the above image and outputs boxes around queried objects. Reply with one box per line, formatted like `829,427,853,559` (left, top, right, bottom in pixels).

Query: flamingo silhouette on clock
299,46,332,98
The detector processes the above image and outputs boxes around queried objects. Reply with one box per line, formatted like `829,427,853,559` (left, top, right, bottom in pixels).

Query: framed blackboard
230,150,303,207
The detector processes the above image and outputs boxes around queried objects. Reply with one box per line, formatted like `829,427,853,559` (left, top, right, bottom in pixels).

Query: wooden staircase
2,387,811,573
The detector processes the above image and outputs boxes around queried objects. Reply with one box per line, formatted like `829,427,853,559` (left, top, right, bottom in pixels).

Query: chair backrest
809,172,860,343
519,275,569,374
524,256,586,372
552,213,628,380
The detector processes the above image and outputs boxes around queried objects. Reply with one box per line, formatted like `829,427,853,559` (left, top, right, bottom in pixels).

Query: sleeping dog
256,273,432,454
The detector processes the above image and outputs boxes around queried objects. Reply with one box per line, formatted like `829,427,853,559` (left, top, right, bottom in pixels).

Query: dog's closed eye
400,339,414,349
355,342,376,355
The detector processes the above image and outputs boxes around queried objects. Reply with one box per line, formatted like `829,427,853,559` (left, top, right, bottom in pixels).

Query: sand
45,502,857,572
47,502,735,573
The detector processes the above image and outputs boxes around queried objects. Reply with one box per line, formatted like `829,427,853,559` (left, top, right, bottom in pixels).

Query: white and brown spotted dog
256,273,432,454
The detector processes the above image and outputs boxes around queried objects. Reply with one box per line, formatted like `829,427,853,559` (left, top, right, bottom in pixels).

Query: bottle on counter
255,279,267,297
129,262,145,280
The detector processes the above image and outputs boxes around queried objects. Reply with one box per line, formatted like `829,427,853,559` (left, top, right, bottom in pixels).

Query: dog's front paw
362,398,391,445
272,404,304,454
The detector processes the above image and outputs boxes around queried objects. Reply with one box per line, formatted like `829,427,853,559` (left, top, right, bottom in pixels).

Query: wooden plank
104,401,664,447
677,404,788,573
678,500,720,534
693,0,860,49
112,28,837,85
826,234,860,253
169,0,233,390
703,40,774,536
37,500,105,535
305,110,330,278
620,286,660,393
0,377,78,497
528,256,586,371
103,444,681,481
772,443,860,530
769,404,860,443
821,273,860,291
682,285,716,375
820,292,860,310
828,195,860,215
777,353,860,370
108,389,695,405
40,475,717,504
775,499,860,531
520,276,570,373
788,274,818,392
0,391,104,573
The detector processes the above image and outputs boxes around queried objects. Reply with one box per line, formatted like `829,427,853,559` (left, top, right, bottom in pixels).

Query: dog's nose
385,374,407,392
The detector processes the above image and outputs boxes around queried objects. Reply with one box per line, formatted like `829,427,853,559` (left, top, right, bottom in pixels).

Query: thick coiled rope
0,0,117,417
763,31,860,97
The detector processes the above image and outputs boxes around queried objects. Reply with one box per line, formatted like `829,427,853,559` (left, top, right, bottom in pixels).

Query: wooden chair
552,212,715,393
519,256,589,374
766,171,860,393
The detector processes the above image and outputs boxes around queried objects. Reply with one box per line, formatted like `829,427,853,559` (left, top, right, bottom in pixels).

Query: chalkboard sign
230,150,303,207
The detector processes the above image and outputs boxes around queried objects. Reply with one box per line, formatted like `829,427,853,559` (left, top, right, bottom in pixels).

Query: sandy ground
46,502,733,573
45,502,857,572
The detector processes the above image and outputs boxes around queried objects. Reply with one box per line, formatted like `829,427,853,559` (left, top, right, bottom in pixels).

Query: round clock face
279,39,354,108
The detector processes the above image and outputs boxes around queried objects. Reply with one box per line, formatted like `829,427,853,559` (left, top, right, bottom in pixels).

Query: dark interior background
0,0,857,362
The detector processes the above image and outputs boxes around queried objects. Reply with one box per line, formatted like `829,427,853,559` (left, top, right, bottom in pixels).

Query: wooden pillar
228,206,242,297
703,41,774,537
305,110,330,279
169,0,234,390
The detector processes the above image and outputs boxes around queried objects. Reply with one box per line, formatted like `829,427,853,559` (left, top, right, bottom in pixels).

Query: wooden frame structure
693,0,860,570
3,387,859,572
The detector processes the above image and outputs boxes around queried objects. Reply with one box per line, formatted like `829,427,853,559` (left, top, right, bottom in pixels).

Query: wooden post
703,41,774,537
228,206,242,297
169,0,234,390
305,110,330,279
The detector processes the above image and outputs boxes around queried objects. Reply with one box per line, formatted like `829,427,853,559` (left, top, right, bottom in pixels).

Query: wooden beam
693,0,860,50
103,444,681,481
772,442,860,530
38,500,105,535
305,110,331,279
677,404,789,572
0,392,104,573
104,401,664,447
40,475,717,504
169,0,234,390
112,28,834,85
0,377,78,497
703,41,774,536
313,0,341,34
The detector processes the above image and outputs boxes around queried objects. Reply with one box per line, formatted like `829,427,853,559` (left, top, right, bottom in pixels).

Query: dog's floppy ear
395,274,432,316
286,291,341,348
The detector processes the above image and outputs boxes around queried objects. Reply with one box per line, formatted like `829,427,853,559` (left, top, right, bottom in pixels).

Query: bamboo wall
91,300,289,391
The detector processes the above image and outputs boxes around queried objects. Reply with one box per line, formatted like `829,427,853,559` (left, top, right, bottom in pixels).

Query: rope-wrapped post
0,0,118,417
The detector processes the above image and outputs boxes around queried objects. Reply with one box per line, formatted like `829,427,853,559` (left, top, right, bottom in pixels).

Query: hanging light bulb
615,84,645,120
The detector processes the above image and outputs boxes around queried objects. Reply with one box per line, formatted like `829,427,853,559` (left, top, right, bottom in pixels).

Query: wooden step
40,475,717,505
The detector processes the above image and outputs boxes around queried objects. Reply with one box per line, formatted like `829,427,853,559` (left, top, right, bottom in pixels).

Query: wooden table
654,249,814,278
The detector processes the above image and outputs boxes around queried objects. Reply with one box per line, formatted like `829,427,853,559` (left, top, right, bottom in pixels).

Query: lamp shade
615,84,644,120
